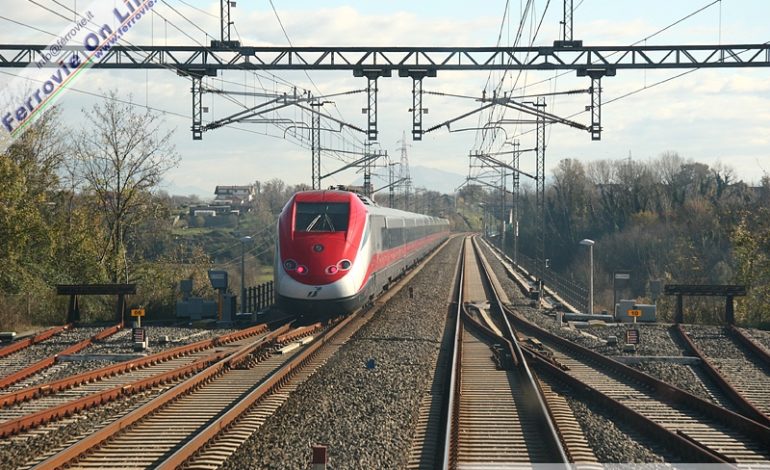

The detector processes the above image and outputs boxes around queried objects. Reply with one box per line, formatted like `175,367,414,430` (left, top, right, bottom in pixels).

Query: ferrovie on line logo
0,0,157,153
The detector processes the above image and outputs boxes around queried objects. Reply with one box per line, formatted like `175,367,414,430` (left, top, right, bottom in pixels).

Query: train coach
274,190,450,316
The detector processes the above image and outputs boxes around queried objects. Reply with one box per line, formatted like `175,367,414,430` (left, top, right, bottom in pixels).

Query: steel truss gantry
4,44,765,72
2,42,768,142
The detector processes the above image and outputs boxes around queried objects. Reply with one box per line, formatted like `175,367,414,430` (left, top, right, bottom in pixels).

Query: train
274,189,450,316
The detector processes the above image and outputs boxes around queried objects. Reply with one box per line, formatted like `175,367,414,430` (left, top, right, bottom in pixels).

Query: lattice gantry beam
2,44,768,72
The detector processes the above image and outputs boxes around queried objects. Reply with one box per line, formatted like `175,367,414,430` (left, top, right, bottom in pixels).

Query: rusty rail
522,347,732,464
0,323,279,440
729,325,770,368
673,324,770,427
0,324,71,359
0,351,225,438
507,309,770,449
0,324,123,390
275,323,322,344
157,318,355,469
34,322,322,469
0,323,268,408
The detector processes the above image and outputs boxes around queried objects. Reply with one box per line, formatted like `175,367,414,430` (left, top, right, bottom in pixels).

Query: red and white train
274,190,450,316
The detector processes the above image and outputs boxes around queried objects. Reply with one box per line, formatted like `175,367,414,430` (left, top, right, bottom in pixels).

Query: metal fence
506,249,589,313
244,281,274,313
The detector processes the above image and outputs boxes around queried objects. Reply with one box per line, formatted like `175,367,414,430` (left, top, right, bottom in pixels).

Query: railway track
509,312,770,464
443,237,569,468
460,236,770,465
0,325,122,390
0,324,272,438
0,325,71,360
679,324,770,426
29,238,452,469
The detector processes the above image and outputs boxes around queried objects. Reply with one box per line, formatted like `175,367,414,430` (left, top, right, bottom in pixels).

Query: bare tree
74,91,179,282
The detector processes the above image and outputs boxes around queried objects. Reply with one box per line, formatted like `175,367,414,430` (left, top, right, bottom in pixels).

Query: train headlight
338,260,352,270
283,259,297,271
296,265,308,275
326,266,339,275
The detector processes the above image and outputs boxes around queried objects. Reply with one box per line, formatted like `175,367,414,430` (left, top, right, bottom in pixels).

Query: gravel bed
223,237,463,469
630,361,714,402
85,326,238,355
477,241,529,305
683,325,745,359
559,387,678,463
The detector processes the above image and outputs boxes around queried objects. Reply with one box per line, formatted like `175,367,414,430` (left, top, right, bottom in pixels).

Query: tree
74,91,179,282
732,209,770,326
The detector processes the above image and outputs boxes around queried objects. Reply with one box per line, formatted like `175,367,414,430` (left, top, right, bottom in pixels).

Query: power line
267,0,366,153
0,14,57,36
483,0,727,155
175,0,218,18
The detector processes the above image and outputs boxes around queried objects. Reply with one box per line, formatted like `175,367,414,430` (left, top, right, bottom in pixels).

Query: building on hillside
214,185,256,206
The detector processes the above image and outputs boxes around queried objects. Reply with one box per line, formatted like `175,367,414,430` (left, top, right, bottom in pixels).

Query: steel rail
30,325,292,470
507,309,770,463
0,323,122,389
673,324,770,427
0,324,71,359
0,324,280,439
729,325,770,368
0,323,269,408
442,237,569,468
0,323,272,439
521,347,733,464
156,318,354,469
471,236,569,464
440,239,464,470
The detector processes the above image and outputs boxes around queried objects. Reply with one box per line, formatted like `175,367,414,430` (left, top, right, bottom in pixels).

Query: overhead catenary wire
36,0,321,152
165,0,367,173
25,0,317,152
265,0,368,154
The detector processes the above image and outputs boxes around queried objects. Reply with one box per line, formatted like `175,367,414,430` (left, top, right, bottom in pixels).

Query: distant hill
409,165,466,194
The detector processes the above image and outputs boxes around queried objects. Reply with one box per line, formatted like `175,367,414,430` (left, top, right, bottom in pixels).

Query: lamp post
240,236,253,313
579,239,595,314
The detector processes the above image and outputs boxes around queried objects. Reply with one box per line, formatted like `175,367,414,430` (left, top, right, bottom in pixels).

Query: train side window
295,202,349,232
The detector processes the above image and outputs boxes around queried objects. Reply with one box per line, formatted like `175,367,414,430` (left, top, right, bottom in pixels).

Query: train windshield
295,202,349,232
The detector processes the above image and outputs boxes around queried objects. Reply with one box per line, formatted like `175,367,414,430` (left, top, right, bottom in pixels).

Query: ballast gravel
223,237,463,470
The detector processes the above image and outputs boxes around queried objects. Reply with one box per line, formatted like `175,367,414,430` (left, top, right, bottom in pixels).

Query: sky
0,0,768,197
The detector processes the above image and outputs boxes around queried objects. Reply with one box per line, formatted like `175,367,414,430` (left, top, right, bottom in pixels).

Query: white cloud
0,1,767,194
